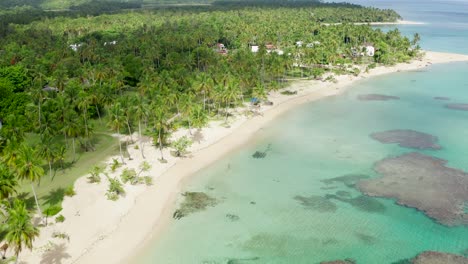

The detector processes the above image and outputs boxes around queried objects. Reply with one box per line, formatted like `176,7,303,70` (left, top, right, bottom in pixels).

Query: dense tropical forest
0,1,419,262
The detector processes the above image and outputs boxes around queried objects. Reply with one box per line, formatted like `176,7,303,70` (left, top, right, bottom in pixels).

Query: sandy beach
18,51,468,264
323,20,427,26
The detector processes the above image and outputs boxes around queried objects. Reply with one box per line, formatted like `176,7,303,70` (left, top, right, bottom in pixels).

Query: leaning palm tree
5,199,40,264
107,103,126,164
15,145,44,219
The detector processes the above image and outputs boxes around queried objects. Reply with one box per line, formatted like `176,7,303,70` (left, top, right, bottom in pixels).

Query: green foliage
110,158,122,172
120,168,138,185
64,185,76,197
87,165,104,183
142,176,153,186
106,177,125,201
52,231,70,241
44,205,62,217
55,214,65,223
172,136,193,157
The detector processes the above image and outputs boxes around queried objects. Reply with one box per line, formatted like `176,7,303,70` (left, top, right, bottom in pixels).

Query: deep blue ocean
139,1,468,263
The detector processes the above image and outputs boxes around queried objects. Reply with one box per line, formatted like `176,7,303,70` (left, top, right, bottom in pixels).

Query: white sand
18,51,468,264
324,20,426,26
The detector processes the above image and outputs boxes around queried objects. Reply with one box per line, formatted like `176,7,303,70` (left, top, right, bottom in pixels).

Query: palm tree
37,136,57,179
62,111,81,162
133,94,149,159
108,103,125,163
152,102,170,162
193,73,214,111
0,162,17,200
5,199,40,264
15,145,44,219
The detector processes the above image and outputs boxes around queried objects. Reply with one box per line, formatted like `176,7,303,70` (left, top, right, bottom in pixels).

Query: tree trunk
139,119,145,159
48,160,52,179
14,252,19,264
96,105,102,125
158,127,164,161
31,184,42,220
83,109,89,151
118,126,124,164
72,137,76,162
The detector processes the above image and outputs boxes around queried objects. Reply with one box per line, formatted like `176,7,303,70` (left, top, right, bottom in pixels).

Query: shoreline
323,20,427,26
19,51,468,264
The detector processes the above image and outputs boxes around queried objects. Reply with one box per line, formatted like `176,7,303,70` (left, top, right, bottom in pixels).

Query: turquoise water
139,2,468,263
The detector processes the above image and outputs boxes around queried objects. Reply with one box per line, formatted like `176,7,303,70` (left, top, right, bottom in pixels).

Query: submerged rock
322,174,370,188
320,259,356,264
357,94,400,101
335,190,352,198
252,151,267,159
354,231,378,244
173,192,218,219
412,251,468,264
370,129,441,150
226,214,240,221
227,257,260,264
294,195,337,212
357,152,468,226
326,194,386,213
445,103,468,111
434,96,450,101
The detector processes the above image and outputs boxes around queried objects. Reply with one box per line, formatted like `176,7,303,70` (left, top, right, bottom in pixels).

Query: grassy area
17,130,119,211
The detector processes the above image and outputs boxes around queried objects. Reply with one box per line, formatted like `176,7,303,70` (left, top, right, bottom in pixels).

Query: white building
251,45,259,53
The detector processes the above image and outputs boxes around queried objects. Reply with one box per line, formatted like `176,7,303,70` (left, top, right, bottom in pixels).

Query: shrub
142,176,153,186
88,165,104,183
171,136,193,157
110,158,122,172
106,177,125,201
44,205,62,217
52,231,70,241
120,168,138,185
64,185,76,197
56,215,65,223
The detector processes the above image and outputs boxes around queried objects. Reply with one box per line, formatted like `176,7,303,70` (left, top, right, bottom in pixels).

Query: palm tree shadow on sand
40,243,71,264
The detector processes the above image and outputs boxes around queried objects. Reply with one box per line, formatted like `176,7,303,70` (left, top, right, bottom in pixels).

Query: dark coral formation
358,152,468,226
322,174,370,188
357,94,400,101
325,194,386,213
320,259,356,264
173,192,218,219
335,190,352,198
434,96,450,101
294,195,337,212
227,257,260,264
370,129,441,150
354,232,377,244
252,151,267,159
445,103,468,111
412,251,468,264
226,214,240,221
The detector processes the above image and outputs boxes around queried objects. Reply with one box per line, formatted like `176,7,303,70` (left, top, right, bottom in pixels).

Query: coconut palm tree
15,145,44,219
37,136,58,179
5,199,40,264
0,162,17,200
133,94,149,159
108,103,125,163
62,111,81,162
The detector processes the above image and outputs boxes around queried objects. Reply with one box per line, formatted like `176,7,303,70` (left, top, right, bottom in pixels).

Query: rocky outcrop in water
321,174,370,188
320,259,356,264
445,103,468,111
294,195,337,212
357,152,468,226
370,129,441,150
173,192,218,219
357,94,400,101
412,251,468,264
434,96,450,100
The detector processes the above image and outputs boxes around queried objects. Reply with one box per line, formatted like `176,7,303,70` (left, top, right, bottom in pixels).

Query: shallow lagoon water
139,1,468,263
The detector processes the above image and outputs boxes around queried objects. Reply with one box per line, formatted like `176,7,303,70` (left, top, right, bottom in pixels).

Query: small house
251,45,259,53
296,41,303,47
363,43,375,56
215,43,228,55
104,40,117,46
69,43,83,52
43,85,59,92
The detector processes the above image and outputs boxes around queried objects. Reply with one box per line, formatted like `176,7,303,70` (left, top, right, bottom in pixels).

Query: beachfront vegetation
0,0,419,256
